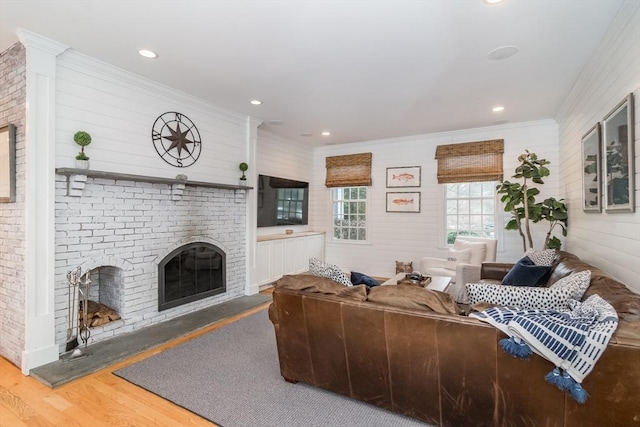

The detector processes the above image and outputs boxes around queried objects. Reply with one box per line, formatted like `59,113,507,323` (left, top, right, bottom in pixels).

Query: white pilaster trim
245,116,262,295
17,30,68,374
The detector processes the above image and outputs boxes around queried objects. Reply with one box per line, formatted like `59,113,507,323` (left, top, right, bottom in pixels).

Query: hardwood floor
0,293,273,427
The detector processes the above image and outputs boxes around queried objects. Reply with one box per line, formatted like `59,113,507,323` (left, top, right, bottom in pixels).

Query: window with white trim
332,187,367,241
445,182,496,244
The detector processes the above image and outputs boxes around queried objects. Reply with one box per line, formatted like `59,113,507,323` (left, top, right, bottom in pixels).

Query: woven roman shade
325,152,372,187
435,139,504,183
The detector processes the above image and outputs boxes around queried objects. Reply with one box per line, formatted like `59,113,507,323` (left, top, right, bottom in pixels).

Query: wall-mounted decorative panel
602,93,635,213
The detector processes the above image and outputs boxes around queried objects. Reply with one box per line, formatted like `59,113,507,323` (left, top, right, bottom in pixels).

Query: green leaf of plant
505,219,520,230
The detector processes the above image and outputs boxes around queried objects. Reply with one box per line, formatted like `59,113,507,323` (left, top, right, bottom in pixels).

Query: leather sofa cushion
547,251,582,284
611,319,640,344
368,284,462,314
584,270,640,322
275,274,368,302
554,251,640,322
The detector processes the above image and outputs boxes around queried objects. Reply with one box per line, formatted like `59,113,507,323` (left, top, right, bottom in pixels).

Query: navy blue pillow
501,256,551,287
351,271,380,287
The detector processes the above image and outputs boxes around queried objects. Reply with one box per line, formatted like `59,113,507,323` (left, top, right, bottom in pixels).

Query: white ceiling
0,0,624,146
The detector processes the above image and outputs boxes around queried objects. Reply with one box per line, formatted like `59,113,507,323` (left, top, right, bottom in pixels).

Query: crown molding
16,28,68,56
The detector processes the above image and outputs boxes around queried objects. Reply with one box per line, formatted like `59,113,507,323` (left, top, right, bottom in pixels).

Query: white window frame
441,181,502,247
330,186,368,243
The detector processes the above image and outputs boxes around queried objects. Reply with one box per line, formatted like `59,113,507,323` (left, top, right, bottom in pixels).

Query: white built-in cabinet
256,232,325,286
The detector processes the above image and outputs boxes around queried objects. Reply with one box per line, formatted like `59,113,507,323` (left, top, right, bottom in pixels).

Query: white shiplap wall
55,50,250,184
256,129,314,236
311,120,559,278
556,0,640,293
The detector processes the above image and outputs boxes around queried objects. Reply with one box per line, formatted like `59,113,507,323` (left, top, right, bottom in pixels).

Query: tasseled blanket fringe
469,295,619,406
501,338,588,404
545,368,588,404
500,337,532,358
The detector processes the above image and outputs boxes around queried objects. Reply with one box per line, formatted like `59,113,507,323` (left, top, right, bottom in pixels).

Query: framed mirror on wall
581,124,601,212
602,93,635,213
0,124,16,203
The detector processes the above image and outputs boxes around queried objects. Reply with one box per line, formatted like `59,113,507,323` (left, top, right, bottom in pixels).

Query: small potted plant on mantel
239,162,248,186
74,131,92,169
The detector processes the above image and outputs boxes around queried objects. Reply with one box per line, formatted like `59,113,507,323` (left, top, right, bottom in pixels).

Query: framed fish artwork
386,192,421,213
386,166,421,187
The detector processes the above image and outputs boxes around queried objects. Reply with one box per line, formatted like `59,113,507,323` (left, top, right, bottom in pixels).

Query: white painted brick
104,222,125,229
81,223,105,230
57,223,82,231
2,43,28,365
53,178,247,351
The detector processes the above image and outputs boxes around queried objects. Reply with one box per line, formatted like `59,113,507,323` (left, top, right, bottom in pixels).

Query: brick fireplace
54,169,248,352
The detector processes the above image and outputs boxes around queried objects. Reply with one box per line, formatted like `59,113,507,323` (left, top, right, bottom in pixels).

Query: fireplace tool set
65,266,92,359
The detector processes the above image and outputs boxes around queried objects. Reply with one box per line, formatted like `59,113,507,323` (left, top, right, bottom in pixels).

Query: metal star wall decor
152,112,202,167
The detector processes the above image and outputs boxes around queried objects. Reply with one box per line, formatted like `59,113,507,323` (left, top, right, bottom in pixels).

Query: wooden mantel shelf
56,168,252,199
55,168,254,190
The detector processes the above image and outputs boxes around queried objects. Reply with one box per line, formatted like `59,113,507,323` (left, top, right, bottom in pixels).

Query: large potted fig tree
497,150,568,251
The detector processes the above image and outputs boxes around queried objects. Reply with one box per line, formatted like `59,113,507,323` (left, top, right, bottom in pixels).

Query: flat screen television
257,174,309,227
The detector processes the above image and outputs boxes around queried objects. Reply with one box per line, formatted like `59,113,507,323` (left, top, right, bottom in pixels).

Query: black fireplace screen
158,242,226,311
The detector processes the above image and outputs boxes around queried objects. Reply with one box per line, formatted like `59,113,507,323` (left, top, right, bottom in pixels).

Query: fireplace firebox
158,242,226,311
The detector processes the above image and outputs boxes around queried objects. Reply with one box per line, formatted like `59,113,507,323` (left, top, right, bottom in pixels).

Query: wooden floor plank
0,383,83,427
61,381,162,426
39,394,73,412
0,384,36,420
91,374,209,426
0,386,56,427
96,372,212,426
0,404,31,427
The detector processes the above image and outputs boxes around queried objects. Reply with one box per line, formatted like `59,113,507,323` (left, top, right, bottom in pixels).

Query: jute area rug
114,309,432,427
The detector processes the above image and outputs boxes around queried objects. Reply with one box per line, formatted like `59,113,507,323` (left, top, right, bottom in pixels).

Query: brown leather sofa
268,251,640,426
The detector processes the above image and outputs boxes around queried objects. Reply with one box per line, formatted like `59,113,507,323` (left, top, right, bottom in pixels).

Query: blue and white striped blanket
470,294,618,403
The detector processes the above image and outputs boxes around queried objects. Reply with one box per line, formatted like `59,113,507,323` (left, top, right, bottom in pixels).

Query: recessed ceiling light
487,45,519,60
138,49,158,59
321,131,331,136
492,106,505,112
484,0,504,4
250,100,262,105
268,120,283,126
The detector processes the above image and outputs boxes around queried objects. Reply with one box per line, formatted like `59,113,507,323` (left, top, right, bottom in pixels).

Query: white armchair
421,236,497,303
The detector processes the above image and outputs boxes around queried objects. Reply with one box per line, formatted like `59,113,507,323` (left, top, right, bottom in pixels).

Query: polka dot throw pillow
309,258,353,286
525,249,558,266
467,270,591,311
